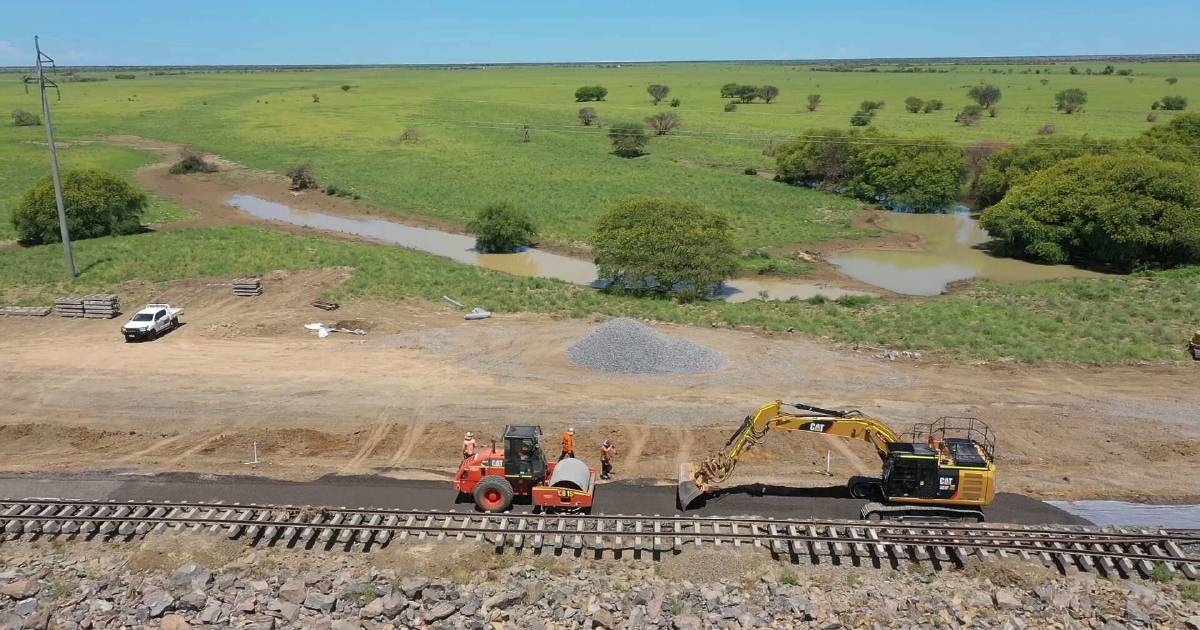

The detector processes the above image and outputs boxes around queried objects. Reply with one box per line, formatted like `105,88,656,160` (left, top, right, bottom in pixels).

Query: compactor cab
502,425,547,485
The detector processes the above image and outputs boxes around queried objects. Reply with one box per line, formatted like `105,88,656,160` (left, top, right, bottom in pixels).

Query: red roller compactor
454,425,597,513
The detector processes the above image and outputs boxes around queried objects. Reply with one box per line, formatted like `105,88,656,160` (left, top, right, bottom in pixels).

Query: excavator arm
678,400,901,508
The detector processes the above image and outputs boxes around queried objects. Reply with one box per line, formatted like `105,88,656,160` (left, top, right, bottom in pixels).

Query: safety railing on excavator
906,417,998,460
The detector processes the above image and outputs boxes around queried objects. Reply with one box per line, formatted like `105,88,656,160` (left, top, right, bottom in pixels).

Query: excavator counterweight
677,400,997,521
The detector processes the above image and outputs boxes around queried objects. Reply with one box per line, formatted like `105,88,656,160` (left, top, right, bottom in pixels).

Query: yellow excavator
678,401,997,522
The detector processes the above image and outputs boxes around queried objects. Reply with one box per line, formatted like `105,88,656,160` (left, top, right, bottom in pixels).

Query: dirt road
1,269,1197,503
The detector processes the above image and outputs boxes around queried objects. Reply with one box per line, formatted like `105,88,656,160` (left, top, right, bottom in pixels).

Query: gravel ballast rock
568,318,724,374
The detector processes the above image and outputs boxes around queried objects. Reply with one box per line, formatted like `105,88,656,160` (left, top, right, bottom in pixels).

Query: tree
973,136,1118,209
964,140,1006,194
286,164,318,190
956,104,984,126
1055,88,1088,114
12,169,147,244
775,128,873,190
340,84,351,92
645,112,681,136
904,96,924,113
732,84,760,103
1166,77,1178,85
1136,113,1200,162
849,110,873,126
1159,95,1188,111
1069,66,1080,75
980,154,1200,269
1101,65,1115,75
647,84,670,105
922,99,944,113
466,202,537,253
311,93,320,103
608,120,648,157
1117,69,1133,76
592,197,737,300
669,98,681,108
720,83,738,98
967,84,1002,108
574,85,608,102
11,109,40,127
806,94,822,112
860,100,885,113
758,85,779,104
723,101,737,112
578,107,598,126
776,129,966,212
848,138,967,212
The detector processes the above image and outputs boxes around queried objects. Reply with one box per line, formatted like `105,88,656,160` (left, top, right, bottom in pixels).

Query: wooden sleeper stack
0,306,51,317
232,278,263,297
55,294,120,319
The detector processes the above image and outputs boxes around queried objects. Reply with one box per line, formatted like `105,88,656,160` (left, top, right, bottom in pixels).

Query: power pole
23,36,76,278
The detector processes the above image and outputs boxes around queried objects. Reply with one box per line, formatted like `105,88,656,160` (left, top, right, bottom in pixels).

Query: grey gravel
568,318,724,374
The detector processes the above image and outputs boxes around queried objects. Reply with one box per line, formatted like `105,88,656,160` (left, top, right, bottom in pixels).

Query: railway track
2,498,1196,579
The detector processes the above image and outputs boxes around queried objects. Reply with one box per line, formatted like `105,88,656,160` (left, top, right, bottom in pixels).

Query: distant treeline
4,54,1198,74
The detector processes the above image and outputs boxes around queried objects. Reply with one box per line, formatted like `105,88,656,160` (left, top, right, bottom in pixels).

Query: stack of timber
55,294,121,319
0,306,52,317
232,278,263,297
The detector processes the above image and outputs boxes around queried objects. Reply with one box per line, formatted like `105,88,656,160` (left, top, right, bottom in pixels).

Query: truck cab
122,304,183,342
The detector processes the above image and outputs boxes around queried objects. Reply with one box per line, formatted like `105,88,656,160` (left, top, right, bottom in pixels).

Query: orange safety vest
562,433,575,452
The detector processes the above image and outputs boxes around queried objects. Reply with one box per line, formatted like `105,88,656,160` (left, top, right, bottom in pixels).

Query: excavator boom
677,400,996,518
678,400,898,508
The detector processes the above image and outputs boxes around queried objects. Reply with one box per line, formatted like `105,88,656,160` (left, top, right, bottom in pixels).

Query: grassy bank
1,225,1194,363
0,140,193,241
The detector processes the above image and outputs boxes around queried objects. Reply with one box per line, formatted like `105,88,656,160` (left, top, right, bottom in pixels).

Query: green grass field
3,61,1197,248
2,61,1199,363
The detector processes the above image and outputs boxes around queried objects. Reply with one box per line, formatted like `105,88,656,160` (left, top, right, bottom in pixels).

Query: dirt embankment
1,269,1197,503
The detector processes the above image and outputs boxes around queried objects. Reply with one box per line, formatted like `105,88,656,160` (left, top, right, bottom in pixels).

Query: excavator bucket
677,462,705,510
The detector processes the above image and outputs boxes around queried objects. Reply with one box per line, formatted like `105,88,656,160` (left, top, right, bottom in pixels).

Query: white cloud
0,40,26,65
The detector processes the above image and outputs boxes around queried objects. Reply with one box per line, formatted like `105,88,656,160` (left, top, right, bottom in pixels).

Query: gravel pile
568,318,724,374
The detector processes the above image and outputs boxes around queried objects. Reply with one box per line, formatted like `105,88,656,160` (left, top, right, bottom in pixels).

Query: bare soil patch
0,271,1197,502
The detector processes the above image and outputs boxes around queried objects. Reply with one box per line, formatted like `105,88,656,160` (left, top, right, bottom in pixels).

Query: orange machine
454,425,596,513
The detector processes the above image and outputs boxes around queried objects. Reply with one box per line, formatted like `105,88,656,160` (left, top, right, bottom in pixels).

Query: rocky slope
0,536,1197,629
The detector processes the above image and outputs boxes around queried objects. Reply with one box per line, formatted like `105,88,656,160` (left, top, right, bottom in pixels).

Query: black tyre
848,478,878,500
473,476,514,513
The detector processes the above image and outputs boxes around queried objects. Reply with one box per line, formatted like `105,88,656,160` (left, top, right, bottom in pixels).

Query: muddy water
1048,500,1200,528
228,195,872,303
829,213,1104,296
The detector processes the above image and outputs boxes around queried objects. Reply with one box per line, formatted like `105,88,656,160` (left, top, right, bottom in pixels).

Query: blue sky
1,1,1196,66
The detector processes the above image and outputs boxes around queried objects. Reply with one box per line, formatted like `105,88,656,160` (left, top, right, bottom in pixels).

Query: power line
23,36,75,279
395,116,1200,150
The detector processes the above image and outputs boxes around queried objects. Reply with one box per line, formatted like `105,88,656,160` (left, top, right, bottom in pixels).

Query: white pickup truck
121,303,184,342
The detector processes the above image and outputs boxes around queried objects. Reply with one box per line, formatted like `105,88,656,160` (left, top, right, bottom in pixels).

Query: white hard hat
465,432,473,438
568,428,575,434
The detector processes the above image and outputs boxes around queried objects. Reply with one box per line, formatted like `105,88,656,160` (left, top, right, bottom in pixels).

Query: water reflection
228,195,872,303
829,212,1104,295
